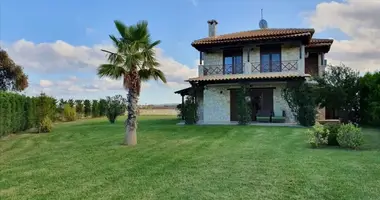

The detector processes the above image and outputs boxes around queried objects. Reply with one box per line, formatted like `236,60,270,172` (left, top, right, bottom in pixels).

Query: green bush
183,96,198,125
105,95,127,123
237,85,252,125
337,123,363,149
283,82,318,127
307,123,329,148
63,104,77,121
38,116,53,133
324,123,340,146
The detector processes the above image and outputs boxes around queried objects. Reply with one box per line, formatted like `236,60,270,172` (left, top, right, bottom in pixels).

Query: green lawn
1,116,380,200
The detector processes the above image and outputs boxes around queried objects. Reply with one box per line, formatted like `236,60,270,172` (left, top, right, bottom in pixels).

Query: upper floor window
260,45,281,72
223,50,243,74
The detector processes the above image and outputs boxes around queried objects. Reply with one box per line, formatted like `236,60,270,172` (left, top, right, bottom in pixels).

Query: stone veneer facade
200,83,296,124
200,45,305,76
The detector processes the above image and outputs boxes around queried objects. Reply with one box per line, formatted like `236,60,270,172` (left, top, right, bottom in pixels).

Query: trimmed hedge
0,92,56,137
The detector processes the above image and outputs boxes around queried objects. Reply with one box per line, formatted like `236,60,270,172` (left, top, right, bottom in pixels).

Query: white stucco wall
203,86,230,123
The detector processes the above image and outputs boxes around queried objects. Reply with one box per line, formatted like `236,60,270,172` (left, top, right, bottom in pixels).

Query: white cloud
39,80,53,87
305,0,380,73
2,39,197,99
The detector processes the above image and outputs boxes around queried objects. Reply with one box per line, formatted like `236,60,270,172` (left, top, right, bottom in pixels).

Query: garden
1,19,380,199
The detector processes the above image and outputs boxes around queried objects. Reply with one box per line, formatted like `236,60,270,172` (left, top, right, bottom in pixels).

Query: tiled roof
187,72,310,82
307,38,334,48
191,28,315,47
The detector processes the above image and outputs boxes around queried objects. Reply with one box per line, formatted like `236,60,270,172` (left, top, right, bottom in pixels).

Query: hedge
0,92,56,137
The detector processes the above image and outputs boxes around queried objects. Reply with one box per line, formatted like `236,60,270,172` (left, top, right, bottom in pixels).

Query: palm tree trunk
125,88,138,145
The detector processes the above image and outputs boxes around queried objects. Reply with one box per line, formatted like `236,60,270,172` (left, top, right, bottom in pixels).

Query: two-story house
175,19,333,124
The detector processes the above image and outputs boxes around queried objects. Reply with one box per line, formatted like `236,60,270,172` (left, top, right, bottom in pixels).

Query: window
260,45,282,72
223,50,243,74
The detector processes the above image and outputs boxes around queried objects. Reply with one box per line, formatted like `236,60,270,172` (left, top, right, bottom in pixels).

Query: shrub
63,104,76,121
324,123,340,146
283,81,318,127
337,123,363,149
183,96,198,125
106,95,127,123
38,116,53,133
307,123,329,148
237,85,252,125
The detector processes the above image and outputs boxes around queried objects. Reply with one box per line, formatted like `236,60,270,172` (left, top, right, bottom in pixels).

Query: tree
99,98,107,116
314,64,360,124
359,72,380,126
75,100,84,115
68,99,75,108
105,95,127,123
283,81,318,126
84,100,91,117
92,100,100,117
98,20,166,145
0,48,28,91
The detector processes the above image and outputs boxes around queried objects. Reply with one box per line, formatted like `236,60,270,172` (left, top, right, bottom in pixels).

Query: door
224,50,243,74
260,45,281,72
251,88,274,120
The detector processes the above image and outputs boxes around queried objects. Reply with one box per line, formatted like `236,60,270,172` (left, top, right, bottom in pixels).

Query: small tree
183,95,198,125
314,64,360,124
68,99,75,108
359,71,380,126
63,104,76,121
84,99,91,117
75,100,84,116
283,81,318,126
92,100,100,118
99,98,107,117
35,93,56,132
105,95,127,123
236,85,252,125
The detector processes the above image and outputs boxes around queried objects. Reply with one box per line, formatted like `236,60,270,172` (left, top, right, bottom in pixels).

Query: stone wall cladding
203,86,230,123
203,51,223,75
281,46,300,72
272,84,296,123
202,83,296,123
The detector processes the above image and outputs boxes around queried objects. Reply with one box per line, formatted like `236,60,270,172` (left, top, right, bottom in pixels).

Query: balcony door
223,50,243,74
260,45,281,72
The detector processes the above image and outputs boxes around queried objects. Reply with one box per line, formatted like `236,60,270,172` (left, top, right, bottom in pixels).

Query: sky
0,0,379,104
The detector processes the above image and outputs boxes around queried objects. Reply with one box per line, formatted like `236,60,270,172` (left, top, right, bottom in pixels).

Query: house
175,19,333,124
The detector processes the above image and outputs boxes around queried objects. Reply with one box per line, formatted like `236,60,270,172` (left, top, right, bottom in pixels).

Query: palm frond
114,20,128,39
97,64,125,79
139,68,166,83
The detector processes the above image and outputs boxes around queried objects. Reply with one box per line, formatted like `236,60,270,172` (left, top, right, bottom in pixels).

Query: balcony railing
250,60,298,73
203,64,244,76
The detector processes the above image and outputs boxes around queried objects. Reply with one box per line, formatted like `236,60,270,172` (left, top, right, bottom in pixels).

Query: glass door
224,50,243,74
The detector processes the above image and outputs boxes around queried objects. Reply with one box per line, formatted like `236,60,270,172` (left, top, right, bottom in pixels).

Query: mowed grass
1,116,380,200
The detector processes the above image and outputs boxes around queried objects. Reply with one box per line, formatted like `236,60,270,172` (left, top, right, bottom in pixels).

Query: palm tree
98,20,166,146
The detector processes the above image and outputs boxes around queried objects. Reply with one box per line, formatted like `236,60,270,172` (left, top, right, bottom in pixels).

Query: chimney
207,19,218,37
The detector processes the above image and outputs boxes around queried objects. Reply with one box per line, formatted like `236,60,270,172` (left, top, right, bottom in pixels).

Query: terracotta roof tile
187,72,310,82
192,28,315,47
307,38,334,48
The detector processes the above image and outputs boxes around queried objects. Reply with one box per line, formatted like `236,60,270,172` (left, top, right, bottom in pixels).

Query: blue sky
0,0,376,104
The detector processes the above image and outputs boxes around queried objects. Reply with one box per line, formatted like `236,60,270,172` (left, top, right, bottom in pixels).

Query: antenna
259,8,268,29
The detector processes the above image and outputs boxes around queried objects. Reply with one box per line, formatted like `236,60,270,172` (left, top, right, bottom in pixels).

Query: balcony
249,60,299,73
200,60,299,76
203,64,244,76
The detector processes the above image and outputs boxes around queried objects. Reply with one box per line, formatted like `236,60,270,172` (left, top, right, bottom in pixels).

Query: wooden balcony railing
203,64,244,76
250,60,298,73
